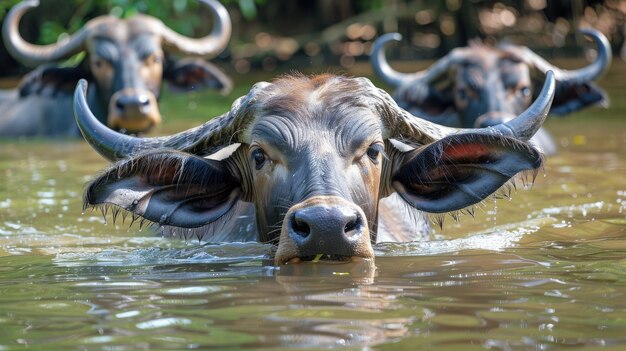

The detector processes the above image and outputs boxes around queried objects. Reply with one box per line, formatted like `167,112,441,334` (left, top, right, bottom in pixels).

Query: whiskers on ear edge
424,165,543,230
83,200,257,243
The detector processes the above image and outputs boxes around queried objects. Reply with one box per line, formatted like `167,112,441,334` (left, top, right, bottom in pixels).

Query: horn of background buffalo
372,32,464,88
371,33,409,87
524,28,611,83
159,0,232,58
2,0,88,67
487,70,555,141
384,71,555,143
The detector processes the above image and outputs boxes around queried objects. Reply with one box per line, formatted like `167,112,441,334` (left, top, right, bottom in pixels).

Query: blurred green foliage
0,0,271,45
2,0,622,77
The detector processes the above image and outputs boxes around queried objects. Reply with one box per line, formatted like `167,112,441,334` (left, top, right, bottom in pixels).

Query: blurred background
0,0,625,78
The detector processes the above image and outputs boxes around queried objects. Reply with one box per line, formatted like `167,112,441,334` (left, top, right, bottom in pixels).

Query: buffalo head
3,0,232,134
74,72,555,264
372,29,610,152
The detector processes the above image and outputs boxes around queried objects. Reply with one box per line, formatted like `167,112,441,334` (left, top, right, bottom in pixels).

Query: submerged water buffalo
74,71,555,264
372,29,611,154
0,0,232,137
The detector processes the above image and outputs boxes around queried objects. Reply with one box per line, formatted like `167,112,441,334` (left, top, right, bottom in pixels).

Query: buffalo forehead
250,104,382,156
87,16,160,46
455,46,527,70
452,49,529,88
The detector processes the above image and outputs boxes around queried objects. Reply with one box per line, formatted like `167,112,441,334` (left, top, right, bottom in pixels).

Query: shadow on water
0,61,625,349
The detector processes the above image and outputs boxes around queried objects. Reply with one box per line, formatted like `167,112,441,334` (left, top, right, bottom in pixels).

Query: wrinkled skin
0,0,232,137
372,29,611,154
75,73,555,265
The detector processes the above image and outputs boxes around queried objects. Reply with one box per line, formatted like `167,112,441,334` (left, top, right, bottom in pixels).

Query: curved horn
2,0,88,67
159,0,232,58
74,80,150,161
517,28,611,83
383,71,555,143
372,32,464,88
371,33,411,87
74,79,259,161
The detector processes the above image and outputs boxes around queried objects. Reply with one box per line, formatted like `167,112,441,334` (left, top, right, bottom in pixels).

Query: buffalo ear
19,64,90,98
392,133,543,213
85,150,241,228
393,78,460,126
165,58,233,95
549,80,608,116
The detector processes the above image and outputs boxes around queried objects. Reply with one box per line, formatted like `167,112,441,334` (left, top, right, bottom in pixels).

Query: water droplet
159,214,168,225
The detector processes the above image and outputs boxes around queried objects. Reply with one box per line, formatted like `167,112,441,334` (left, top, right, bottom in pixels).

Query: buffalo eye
149,54,163,65
93,58,106,69
518,86,531,98
366,144,385,165
252,148,267,170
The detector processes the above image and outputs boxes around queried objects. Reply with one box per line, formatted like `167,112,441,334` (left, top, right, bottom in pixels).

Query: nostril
291,215,311,238
344,218,357,233
115,100,125,111
343,212,362,236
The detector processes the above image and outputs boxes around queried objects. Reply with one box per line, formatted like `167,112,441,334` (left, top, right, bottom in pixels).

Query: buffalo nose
288,205,365,258
114,94,151,115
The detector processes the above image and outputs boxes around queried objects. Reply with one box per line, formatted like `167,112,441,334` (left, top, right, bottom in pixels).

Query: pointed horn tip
219,79,234,96
4,0,40,28
372,33,410,87
579,27,603,40
74,79,89,107
200,0,223,7
579,27,612,55
200,0,231,18
497,69,554,140
76,79,88,95
533,69,555,128
160,0,231,59
385,32,403,42
580,27,611,48
376,33,403,47
535,69,555,116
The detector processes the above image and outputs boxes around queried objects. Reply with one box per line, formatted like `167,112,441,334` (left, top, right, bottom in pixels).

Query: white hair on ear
205,143,242,161
377,193,430,243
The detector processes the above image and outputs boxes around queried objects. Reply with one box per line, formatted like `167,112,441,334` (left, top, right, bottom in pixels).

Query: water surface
0,65,625,350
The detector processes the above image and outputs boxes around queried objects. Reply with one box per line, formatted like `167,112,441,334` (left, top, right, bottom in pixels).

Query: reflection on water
1,81,625,349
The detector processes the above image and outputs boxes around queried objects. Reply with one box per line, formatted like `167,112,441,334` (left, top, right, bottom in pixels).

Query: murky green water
1,63,625,350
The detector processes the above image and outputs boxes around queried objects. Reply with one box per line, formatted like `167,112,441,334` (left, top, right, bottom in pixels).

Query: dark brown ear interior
165,58,233,94
19,64,90,98
392,133,543,213
85,150,241,227
549,80,607,116
530,70,607,116
394,75,459,125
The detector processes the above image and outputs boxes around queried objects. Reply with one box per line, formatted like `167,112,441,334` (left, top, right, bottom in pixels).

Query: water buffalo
372,29,611,154
74,71,555,265
0,0,232,137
